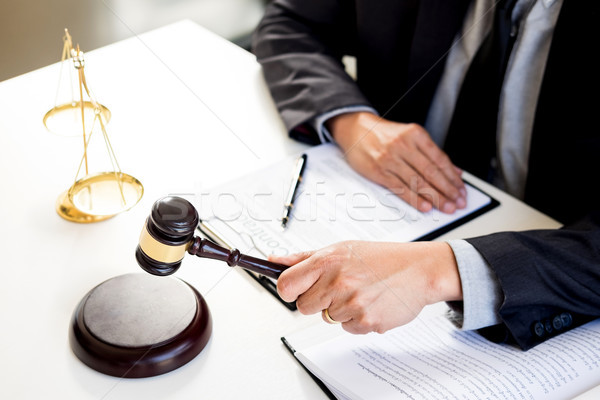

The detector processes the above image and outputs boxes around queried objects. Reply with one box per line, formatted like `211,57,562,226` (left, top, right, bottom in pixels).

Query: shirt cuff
446,239,504,330
309,105,378,143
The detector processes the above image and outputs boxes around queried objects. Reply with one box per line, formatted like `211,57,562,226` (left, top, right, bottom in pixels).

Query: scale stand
44,29,143,223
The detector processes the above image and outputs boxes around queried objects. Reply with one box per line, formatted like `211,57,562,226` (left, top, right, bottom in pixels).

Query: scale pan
56,190,115,223
69,172,144,217
43,101,111,136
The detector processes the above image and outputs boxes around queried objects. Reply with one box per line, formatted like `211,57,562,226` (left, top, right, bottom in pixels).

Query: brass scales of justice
43,29,143,223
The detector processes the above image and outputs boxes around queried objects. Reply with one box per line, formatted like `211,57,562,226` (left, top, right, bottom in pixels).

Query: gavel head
136,196,198,276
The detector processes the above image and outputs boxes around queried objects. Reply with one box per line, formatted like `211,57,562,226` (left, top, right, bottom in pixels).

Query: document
194,143,497,259
282,305,600,400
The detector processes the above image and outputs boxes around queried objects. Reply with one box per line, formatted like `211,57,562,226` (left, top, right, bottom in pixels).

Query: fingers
279,243,384,330
322,295,386,334
377,165,463,214
274,244,356,317
383,126,465,213
275,251,323,303
378,168,440,213
365,123,466,213
411,129,466,202
269,251,313,266
373,156,436,212
272,241,453,335
281,248,348,314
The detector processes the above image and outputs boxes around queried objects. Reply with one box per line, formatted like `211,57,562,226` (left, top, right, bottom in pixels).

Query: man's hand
327,112,466,214
272,241,462,334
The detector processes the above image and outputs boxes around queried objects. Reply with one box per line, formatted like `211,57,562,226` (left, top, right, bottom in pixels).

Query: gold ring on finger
324,308,340,324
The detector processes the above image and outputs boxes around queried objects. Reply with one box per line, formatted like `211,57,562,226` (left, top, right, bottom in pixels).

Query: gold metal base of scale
56,172,144,223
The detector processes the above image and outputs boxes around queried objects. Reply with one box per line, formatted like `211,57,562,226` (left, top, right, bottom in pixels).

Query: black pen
281,153,307,229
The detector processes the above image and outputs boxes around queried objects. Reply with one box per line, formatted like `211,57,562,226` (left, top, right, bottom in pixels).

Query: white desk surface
0,20,596,400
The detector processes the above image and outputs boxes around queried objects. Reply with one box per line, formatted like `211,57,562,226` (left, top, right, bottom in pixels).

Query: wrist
424,242,463,305
326,111,378,146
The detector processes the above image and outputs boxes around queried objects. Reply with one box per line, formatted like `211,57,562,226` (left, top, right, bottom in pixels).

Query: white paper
290,311,600,400
194,143,493,257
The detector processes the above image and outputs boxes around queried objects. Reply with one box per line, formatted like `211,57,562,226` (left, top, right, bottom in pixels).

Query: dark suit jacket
252,0,600,350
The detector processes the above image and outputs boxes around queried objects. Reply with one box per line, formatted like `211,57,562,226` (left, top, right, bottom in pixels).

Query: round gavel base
69,273,212,378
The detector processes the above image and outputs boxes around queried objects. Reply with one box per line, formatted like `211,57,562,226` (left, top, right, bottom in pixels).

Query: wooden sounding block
69,273,212,378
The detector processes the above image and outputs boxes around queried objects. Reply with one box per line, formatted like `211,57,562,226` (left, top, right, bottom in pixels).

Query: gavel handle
187,237,289,280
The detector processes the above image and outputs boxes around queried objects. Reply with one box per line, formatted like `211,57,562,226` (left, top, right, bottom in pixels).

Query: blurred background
0,0,268,82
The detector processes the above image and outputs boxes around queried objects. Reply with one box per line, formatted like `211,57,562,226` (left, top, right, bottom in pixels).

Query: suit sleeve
251,0,371,143
466,211,600,350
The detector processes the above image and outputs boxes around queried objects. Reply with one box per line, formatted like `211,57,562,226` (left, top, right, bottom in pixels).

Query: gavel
136,196,289,279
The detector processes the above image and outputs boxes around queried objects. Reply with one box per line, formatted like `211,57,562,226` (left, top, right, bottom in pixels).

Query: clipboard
196,222,297,311
414,179,499,241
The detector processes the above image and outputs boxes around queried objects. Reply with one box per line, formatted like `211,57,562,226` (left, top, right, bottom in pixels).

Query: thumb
272,252,322,303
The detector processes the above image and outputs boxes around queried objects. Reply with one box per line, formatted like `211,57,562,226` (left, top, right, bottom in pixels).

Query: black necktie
443,0,519,181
